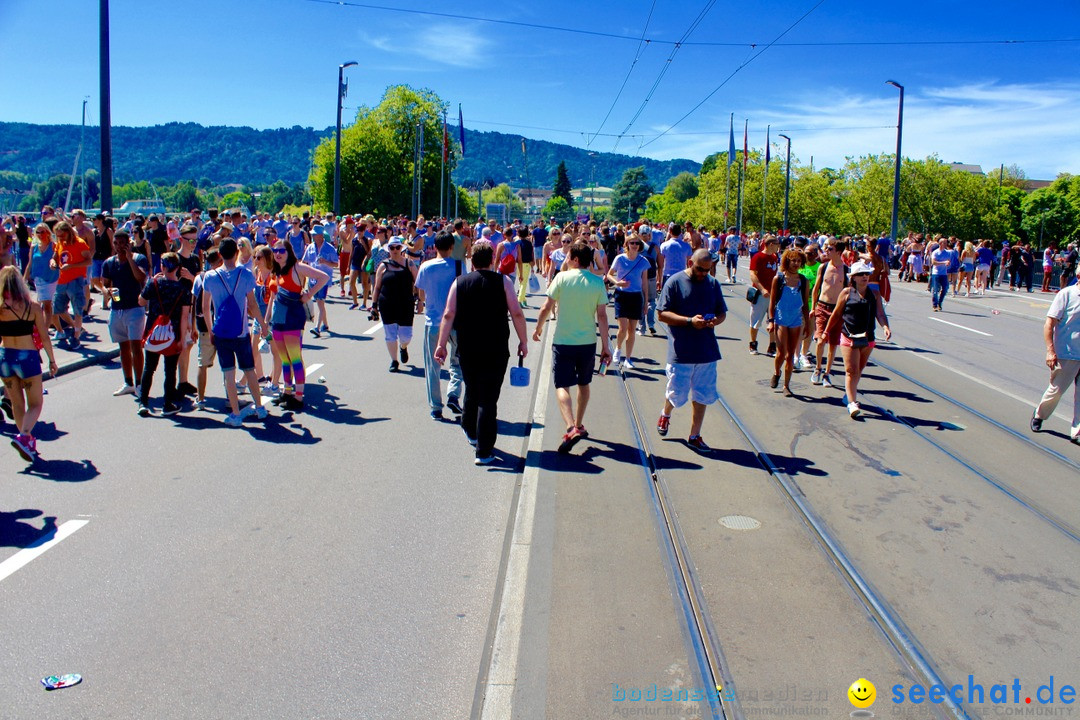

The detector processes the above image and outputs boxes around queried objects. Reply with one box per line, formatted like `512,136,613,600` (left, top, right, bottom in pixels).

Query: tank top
453,270,510,360
842,288,877,341
276,267,304,294
774,274,805,327
377,260,414,320
0,303,35,337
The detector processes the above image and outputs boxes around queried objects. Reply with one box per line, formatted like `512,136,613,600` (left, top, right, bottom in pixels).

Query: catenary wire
304,0,1079,48
613,0,718,150
641,0,827,148
586,0,657,149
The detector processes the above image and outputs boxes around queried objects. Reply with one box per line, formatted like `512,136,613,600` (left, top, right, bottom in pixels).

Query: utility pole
760,125,770,235
440,109,447,219
80,97,88,209
334,61,358,216
886,80,905,246
778,134,792,236
99,0,113,213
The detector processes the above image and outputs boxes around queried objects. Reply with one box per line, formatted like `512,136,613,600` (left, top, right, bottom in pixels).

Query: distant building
570,186,613,206
948,163,984,175
513,187,553,212
1023,179,1053,191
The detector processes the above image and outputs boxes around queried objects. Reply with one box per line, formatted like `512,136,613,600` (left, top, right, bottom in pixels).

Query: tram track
720,296,1080,548
615,366,964,720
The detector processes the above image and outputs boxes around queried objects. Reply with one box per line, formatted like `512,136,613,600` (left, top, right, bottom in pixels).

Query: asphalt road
2,262,1077,719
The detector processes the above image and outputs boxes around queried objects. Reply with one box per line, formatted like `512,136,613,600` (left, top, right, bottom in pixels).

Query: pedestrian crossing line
363,322,384,336
0,519,89,584
260,363,325,406
928,316,992,336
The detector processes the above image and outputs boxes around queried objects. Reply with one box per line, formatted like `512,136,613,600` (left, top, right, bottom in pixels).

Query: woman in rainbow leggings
266,239,328,412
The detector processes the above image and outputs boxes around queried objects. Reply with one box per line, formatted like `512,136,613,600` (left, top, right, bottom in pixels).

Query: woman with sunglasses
23,224,60,336
371,239,417,372
546,233,572,284
767,249,810,397
285,218,309,259
823,261,891,418
266,239,328,411
542,228,562,278
607,232,649,369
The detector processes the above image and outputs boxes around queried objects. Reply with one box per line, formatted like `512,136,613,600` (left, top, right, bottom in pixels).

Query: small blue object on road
41,674,82,690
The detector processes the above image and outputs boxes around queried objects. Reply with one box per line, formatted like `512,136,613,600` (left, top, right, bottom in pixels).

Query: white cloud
357,20,492,70
640,81,1080,179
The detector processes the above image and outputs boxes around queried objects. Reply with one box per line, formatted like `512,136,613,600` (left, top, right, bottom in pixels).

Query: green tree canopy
309,85,455,217
553,161,573,210
612,166,654,222
543,196,573,224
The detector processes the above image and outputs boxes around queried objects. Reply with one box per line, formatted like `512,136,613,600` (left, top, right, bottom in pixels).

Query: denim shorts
53,276,88,317
33,278,57,303
91,258,105,279
213,334,254,372
108,306,147,343
0,348,42,380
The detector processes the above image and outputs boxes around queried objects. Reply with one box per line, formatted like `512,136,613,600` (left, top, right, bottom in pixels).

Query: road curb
52,348,120,379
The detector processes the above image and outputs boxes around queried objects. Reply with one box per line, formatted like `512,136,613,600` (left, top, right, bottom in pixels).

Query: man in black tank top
435,240,530,465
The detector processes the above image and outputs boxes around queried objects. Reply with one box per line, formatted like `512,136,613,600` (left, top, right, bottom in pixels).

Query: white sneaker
848,402,861,418
113,384,135,397
822,375,835,389
794,355,806,371
612,349,622,364
810,371,822,386
622,357,635,370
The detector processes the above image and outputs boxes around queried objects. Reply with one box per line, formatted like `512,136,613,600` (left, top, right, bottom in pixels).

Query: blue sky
2,0,1078,179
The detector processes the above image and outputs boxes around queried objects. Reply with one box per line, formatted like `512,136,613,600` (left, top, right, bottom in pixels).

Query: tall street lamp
886,80,904,246
778,134,791,236
334,61,358,216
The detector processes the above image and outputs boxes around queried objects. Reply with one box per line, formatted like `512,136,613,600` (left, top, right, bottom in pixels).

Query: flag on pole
743,120,748,171
442,115,449,164
458,104,466,157
727,114,735,168
765,125,771,166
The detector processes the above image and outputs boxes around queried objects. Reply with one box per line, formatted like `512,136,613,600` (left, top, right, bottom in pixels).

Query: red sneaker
657,415,670,437
558,426,587,454
687,435,710,453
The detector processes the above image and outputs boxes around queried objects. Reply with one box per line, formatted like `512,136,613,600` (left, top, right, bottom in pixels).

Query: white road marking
905,348,1070,424
363,322,384,336
0,519,89,583
305,363,324,376
479,328,554,720
927,316,992,336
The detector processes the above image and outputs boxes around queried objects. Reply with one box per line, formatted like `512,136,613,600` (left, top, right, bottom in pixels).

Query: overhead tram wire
303,1,1078,48
613,0,718,151
641,0,827,149
586,0,657,149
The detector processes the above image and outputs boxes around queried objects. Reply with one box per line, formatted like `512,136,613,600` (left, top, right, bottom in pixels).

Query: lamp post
886,80,904,246
334,61,358,216
778,134,791,236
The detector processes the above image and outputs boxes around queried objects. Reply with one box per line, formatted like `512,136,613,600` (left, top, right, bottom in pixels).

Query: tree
553,161,573,210
611,166,653,222
478,183,525,218
666,171,699,202
1022,185,1079,248
543,196,573,224
309,84,455,216
165,181,200,213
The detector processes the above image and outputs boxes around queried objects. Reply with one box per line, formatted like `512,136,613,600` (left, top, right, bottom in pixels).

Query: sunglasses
561,240,570,244
627,242,642,247
272,248,287,255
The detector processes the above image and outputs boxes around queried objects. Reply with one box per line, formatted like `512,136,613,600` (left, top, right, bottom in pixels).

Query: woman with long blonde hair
1,266,58,461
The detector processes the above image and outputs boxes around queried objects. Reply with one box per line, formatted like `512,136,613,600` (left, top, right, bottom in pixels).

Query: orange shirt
57,238,92,284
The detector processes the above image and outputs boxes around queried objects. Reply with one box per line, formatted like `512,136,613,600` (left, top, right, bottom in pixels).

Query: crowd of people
1,205,1078,464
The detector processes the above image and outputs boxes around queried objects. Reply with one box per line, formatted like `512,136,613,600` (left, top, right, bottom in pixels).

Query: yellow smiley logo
848,678,876,709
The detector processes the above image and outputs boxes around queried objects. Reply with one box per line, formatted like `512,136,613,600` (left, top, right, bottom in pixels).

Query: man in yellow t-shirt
532,241,612,454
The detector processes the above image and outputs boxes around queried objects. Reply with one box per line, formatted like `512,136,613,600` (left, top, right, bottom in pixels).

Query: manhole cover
719,515,762,531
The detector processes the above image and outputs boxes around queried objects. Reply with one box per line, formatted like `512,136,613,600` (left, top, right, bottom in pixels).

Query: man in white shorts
656,249,728,452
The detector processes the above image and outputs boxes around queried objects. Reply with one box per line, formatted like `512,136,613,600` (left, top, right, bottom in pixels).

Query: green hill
0,121,699,190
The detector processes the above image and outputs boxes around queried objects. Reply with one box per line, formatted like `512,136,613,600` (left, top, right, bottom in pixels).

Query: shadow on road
19,458,99,482
0,510,57,548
